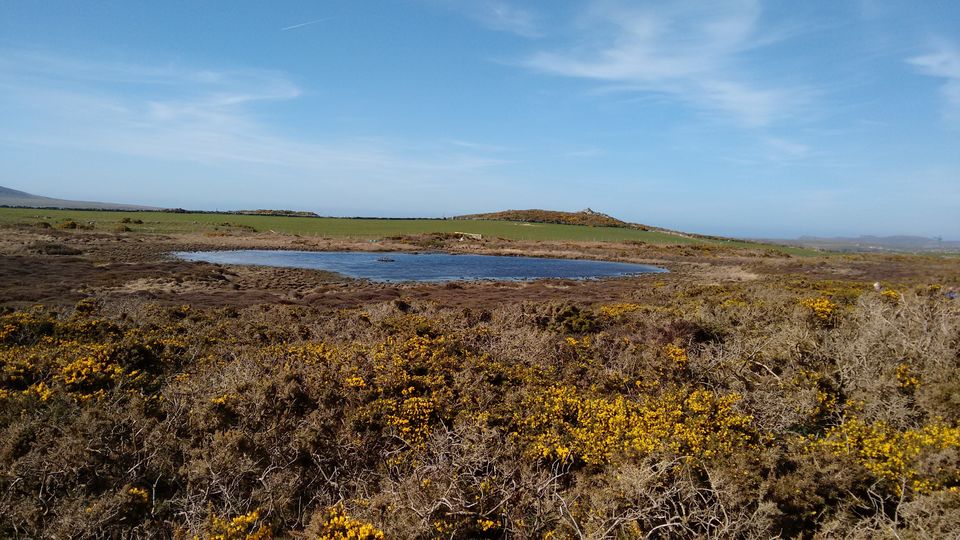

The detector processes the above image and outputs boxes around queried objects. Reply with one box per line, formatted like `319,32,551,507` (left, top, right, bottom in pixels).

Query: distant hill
234,209,319,218
456,208,648,230
0,186,158,211
769,235,960,253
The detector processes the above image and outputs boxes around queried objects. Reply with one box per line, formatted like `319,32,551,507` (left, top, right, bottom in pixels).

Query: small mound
456,208,646,229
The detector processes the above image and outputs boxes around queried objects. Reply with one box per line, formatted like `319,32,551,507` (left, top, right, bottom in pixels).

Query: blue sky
1,1,958,238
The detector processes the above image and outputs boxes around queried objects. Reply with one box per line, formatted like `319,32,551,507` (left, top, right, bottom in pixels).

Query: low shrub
0,280,957,537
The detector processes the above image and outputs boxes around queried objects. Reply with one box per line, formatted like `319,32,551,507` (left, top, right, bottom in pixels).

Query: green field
0,207,813,254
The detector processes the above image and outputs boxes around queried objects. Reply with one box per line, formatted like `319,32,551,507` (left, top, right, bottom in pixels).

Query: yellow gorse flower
800,297,838,322
521,386,757,464
61,354,123,392
664,344,688,369
128,486,149,503
881,289,901,302
895,363,919,390
315,506,384,540
810,416,960,495
345,375,366,388
203,509,271,540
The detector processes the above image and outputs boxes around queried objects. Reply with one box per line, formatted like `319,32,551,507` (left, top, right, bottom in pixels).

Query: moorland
1,207,959,538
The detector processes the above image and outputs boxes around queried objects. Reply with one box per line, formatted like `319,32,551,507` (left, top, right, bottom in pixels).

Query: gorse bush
520,385,757,465
307,505,385,540
0,280,958,537
800,296,839,323
811,416,960,495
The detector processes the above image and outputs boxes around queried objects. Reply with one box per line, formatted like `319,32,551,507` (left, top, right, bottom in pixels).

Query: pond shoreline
172,249,668,283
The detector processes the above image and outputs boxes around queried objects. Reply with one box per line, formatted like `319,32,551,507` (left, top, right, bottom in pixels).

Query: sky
1,1,958,239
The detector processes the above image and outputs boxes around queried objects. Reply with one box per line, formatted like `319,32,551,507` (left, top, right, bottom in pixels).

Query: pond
173,250,667,283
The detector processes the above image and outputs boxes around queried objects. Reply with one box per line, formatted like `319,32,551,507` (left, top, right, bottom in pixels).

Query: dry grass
1,274,958,538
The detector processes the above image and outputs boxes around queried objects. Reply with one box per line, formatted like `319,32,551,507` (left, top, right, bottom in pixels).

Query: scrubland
2,269,959,538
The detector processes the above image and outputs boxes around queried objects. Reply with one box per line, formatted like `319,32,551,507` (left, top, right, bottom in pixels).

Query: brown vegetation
457,209,644,230
1,226,959,537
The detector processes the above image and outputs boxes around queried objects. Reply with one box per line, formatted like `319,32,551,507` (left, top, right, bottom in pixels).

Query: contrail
281,17,332,31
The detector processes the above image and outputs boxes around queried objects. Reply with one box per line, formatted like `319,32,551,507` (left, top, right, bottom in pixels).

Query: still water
173,250,666,283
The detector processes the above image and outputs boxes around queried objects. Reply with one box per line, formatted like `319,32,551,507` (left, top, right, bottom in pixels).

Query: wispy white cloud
517,0,809,127
0,50,509,187
438,0,541,38
908,41,960,122
281,18,333,32
476,1,541,37
718,136,814,167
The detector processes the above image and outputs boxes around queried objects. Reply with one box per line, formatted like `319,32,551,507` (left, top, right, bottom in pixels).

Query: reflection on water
173,250,667,283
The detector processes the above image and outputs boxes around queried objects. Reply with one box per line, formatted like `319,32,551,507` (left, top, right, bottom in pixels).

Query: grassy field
0,207,815,254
